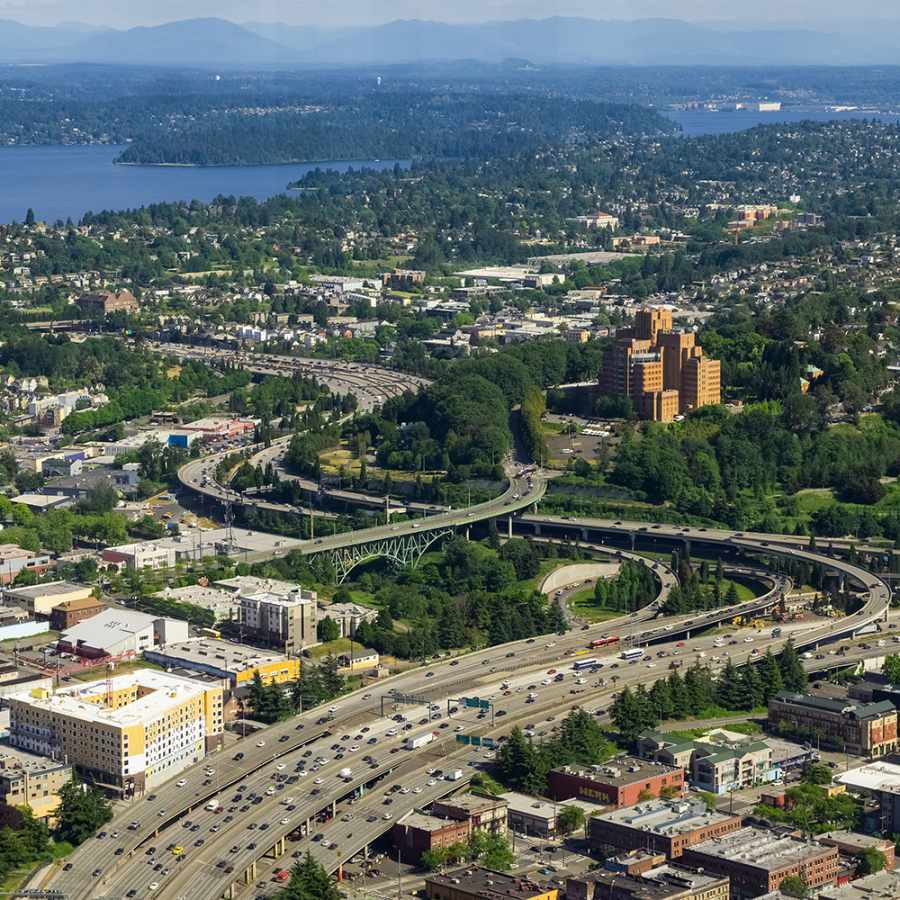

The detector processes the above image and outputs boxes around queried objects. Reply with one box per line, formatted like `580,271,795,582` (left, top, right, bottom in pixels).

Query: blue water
0,144,405,224
667,108,900,136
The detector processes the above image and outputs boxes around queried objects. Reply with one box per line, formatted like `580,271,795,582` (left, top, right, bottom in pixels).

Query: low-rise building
336,647,379,674
394,812,472,863
0,746,72,821
426,867,558,900
566,866,729,900
548,758,684,807
9,668,224,795
56,608,189,659
0,544,51,584
501,791,597,837
431,795,508,835
680,826,839,899
152,585,239,622
817,868,900,899
144,639,300,689
817,830,895,870
769,691,898,756
76,289,139,317
588,798,743,859
836,761,900,832
4,580,93,617
50,596,106,631
319,601,378,638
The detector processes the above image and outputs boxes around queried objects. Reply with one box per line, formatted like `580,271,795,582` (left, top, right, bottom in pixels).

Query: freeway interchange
44,516,893,900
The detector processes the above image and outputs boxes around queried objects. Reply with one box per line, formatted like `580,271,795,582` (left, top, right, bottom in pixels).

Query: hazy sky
1,0,897,29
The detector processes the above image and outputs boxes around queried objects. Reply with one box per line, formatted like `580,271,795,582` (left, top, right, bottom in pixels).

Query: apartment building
680,826,839,899
588,798,743,859
239,588,317,654
0,748,72,821
8,669,224,795
768,691,898,756
599,307,720,421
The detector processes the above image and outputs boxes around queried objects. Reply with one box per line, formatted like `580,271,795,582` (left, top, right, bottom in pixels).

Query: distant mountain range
2,16,900,67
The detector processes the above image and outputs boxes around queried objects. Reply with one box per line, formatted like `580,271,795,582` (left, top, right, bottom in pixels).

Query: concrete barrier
540,562,620,595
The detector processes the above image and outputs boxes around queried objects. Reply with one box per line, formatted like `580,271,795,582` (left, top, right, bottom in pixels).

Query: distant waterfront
0,145,406,225
667,108,900,136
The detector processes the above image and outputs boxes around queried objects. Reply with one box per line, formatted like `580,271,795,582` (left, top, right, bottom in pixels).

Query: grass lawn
721,578,757,603
662,720,763,741
307,638,368,660
567,589,626,623
0,630,59,649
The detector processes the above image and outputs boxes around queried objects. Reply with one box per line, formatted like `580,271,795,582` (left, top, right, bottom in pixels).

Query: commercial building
336,647,379,674
383,269,426,291
76,289,139,317
50,596,107,631
144,639,300,689
239,589,317,655
548,758,684,807
768,691,898,756
0,747,72,821
680,826,839,899
394,812,473,863
566,866,729,900
501,791,597,838
599,307,720,421
4,580,93,617
835,761,900,833
588,798,743,859
426,867,558,900
817,830,895,870
817,869,900,899
0,544,51,585
431,794,508,835
56,608,189,659
9,669,224,794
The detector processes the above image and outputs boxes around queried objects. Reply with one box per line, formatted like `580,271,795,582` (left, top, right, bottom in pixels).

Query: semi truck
405,732,435,750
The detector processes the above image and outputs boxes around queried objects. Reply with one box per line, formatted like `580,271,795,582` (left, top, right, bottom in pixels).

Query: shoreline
114,157,401,170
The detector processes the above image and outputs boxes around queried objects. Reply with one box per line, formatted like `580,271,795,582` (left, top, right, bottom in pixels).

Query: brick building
768,691,898,756
393,812,472,863
548,758,684,808
680,826,839,899
431,794,508,834
426,867,558,900
49,596,106,630
599,307,720,421
566,866,729,900
76,289,139,317
817,830,895,871
588,798,742,859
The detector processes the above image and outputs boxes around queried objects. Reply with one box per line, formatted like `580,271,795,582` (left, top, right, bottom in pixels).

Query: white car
412,787,422,794
149,884,159,892
281,818,291,825
399,787,410,795
314,778,323,785
427,779,437,786
349,746,359,752
743,637,754,643
176,779,187,787
256,740,266,747
383,812,393,820
276,763,286,771
282,797,294,805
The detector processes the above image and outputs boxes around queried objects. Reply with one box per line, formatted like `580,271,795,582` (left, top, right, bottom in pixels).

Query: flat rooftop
214,575,311,597
5,580,89,600
596,798,736,837
147,639,290,674
500,791,597,820
427,867,551,900
400,812,461,833
687,826,834,872
817,869,900,899
109,528,305,558
0,742,69,773
153,584,237,612
433,793,507,814
13,669,210,728
554,757,680,786
836,761,900,793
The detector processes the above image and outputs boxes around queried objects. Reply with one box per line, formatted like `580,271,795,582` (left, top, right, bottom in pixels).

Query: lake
667,108,900,136
0,145,405,225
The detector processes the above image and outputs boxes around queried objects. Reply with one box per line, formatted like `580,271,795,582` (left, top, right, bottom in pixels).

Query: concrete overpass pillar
305,818,310,837
507,516,513,539
243,862,257,884
363,843,369,859
465,527,470,541
629,533,635,551
223,883,236,899
534,524,542,536
275,837,285,858
332,799,337,817
338,863,344,882
581,528,588,542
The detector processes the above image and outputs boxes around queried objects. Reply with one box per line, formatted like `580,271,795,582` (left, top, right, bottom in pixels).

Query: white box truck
447,769,464,781
405,732,435,751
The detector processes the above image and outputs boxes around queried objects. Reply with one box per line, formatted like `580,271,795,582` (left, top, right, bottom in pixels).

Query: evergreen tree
277,851,341,900
54,779,113,846
760,649,784,701
779,640,808,693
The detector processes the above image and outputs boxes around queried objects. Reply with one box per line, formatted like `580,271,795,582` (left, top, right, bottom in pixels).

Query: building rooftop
400,812,462,833
12,669,210,727
836,761,900,794
54,596,105,612
500,791,597,821
152,584,237,612
774,691,896,720
817,830,894,852
553,757,680,786
214,575,312,597
241,589,315,608
817,869,900,899
596,797,737,837
426,866,552,900
0,743,69,774
688,826,833,872
148,639,291,675
58,607,157,649
433,793,508,814
568,872,684,899
641,864,727,891
5,581,89,600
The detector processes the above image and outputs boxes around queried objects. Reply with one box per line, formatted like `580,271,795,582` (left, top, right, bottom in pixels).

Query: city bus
589,635,619,649
620,647,644,662
572,659,602,671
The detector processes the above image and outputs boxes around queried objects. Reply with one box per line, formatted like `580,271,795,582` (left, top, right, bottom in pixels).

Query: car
279,735,289,743
256,740,266,747
276,763,286,770
92,869,103,878
176,779,187,787
314,777,323,784
281,817,291,825
63,863,73,871
383,812,393,820
149,883,159,892
233,752,244,761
